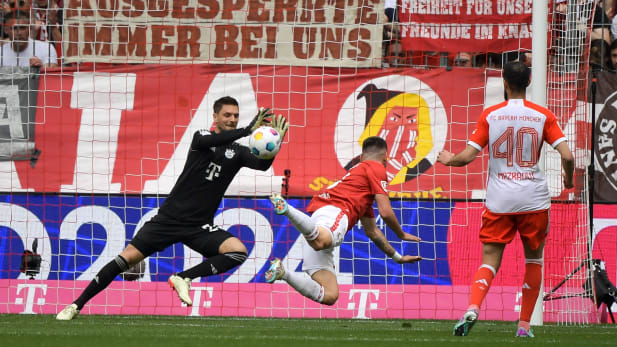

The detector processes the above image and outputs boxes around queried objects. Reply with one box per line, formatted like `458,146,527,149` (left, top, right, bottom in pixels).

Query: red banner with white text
398,0,533,53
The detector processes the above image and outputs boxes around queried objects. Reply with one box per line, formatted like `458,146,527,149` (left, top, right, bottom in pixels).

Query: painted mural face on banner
335,75,447,188
377,104,421,181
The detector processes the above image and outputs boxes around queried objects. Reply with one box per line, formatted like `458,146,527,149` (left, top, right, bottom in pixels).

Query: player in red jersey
438,61,574,338
265,136,422,305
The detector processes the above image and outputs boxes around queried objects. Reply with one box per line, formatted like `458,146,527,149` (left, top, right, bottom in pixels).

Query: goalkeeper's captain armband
391,251,402,262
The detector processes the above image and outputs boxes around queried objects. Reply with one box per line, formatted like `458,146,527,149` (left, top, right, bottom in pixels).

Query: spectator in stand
612,12,617,40
555,0,567,13
474,53,502,69
382,0,400,68
589,39,611,71
31,0,62,44
504,50,532,67
597,1,616,40
592,2,612,44
609,39,617,70
605,0,617,40
603,0,616,20
385,0,397,23
1,0,30,40
454,52,473,67
0,9,57,68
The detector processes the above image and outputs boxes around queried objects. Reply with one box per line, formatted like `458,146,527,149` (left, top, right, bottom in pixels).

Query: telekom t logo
186,286,213,316
347,289,379,319
14,284,47,314
205,163,221,181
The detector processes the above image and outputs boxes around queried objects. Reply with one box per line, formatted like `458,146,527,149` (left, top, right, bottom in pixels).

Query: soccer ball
249,126,282,159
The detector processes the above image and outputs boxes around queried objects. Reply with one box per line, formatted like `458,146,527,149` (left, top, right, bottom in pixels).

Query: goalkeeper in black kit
57,96,289,320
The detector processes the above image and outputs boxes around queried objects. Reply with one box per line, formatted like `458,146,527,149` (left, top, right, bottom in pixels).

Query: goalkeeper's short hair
213,96,239,113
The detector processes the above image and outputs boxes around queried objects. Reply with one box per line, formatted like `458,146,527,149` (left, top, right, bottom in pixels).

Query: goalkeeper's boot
168,275,192,306
56,303,79,321
515,327,535,338
265,258,285,283
270,193,288,215
453,308,478,336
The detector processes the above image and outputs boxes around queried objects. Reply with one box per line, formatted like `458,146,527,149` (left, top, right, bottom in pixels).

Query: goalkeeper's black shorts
130,214,234,258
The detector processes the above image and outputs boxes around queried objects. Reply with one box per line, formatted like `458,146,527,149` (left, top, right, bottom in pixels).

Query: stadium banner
0,195,447,283
588,71,617,203
398,0,532,53
61,0,383,67
0,67,40,163
7,64,521,199
0,197,604,321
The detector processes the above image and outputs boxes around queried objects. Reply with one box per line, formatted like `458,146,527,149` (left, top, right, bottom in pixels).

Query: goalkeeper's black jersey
157,128,273,225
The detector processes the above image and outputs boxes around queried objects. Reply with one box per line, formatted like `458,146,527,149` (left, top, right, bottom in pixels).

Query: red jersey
307,160,389,231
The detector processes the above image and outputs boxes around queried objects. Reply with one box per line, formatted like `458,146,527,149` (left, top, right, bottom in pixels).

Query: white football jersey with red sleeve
468,99,567,214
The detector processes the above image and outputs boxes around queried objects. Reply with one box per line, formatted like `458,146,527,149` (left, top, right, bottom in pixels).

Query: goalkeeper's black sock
177,252,247,280
73,255,129,310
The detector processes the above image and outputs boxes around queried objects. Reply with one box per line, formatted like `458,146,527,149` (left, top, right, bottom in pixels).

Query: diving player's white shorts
302,205,348,276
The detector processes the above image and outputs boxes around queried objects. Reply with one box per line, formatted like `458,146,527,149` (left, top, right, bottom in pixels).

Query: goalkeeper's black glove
271,114,289,139
245,107,273,135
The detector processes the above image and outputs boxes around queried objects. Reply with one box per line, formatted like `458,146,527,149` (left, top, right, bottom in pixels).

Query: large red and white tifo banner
5,64,582,200
398,0,533,53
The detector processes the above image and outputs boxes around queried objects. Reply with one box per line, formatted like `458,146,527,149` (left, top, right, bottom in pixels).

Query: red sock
520,261,542,323
469,265,496,308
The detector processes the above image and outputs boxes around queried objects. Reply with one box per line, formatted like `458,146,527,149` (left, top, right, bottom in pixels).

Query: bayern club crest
335,75,448,187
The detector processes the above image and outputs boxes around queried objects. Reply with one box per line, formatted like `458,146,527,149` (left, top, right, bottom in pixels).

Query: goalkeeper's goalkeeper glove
271,114,289,139
246,107,273,134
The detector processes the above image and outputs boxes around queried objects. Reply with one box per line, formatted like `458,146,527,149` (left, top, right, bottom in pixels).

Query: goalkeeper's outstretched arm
191,129,249,150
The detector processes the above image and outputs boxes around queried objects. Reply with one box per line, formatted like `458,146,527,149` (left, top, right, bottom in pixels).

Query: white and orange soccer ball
249,126,282,159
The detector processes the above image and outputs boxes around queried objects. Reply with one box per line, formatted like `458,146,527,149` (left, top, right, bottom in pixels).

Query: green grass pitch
1,314,616,347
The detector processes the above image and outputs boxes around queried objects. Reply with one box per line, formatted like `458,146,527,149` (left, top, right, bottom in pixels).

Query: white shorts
302,205,349,275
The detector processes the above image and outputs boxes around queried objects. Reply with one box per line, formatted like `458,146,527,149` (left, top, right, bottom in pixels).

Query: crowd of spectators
588,0,617,72
0,1,612,72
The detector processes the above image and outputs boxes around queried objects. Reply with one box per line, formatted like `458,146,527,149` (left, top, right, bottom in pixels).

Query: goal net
0,0,601,324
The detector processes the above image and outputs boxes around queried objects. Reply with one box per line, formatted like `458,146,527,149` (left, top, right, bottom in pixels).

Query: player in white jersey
438,61,574,338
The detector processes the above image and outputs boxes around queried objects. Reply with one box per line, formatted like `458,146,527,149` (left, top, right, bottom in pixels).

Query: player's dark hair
213,96,239,113
362,136,387,154
503,61,530,93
